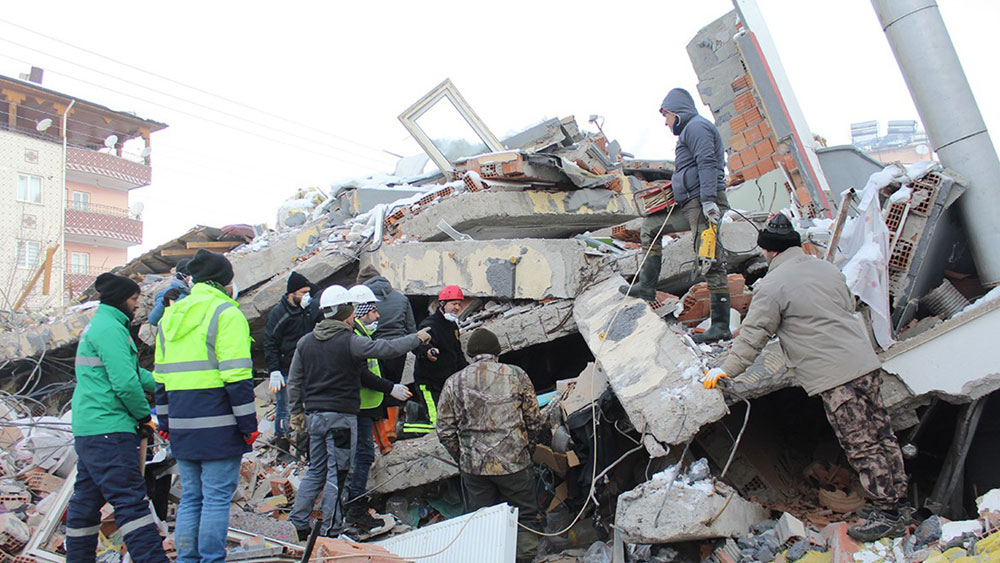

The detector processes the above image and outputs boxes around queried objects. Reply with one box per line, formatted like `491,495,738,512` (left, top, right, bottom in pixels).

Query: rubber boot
619,255,662,301
344,502,385,535
693,293,733,343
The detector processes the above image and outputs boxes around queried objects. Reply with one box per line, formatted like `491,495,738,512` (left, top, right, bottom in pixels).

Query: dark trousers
348,415,376,502
66,433,168,563
640,191,730,293
821,370,909,508
462,468,542,563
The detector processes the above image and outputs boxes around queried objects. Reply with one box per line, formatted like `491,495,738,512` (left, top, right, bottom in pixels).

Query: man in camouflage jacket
436,328,543,563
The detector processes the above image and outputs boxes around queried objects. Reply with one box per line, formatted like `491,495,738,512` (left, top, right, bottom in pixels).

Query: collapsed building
2,2,1000,562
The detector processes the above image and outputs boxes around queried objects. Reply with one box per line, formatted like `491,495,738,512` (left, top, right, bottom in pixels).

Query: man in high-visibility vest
287,285,430,539
153,249,257,563
67,273,168,563
344,285,413,534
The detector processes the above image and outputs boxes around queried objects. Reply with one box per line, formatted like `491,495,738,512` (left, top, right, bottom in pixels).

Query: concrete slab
459,300,577,355
374,239,602,300
397,189,639,242
367,433,458,493
573,276,727,450
230,231,304,295
616,478,768,543
0,307,96,361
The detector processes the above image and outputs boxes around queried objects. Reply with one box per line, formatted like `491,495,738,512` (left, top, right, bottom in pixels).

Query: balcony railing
66,147,152,188
65,203,143,245
65,265,108,294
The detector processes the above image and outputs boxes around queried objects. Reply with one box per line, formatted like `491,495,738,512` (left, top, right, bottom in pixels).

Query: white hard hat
348,285,379,304
319,285,352,310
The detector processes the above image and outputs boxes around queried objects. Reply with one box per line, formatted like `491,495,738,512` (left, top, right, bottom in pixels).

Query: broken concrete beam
374,239,604,300
459,300,576,354
573,276,727,450
229,230,305,295
396,189,639,242
367,433,458,493
0,306,96,362
616,479,768,543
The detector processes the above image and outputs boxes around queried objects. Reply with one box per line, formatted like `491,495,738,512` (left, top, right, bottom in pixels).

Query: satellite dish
129,202,144,218
915,144,930,155
35,118,53,132
140,147,153,158
104,135,118,148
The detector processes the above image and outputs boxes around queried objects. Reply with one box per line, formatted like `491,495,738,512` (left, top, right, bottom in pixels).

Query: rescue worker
621,87,732,343
67,273,168,563
343,285,413,533
287,285,430,539
437,328,544,563
404,285,468,436
358,265,416,386
149,259,191,326
704,213,909,542
153,249,257,563
263,272,320,453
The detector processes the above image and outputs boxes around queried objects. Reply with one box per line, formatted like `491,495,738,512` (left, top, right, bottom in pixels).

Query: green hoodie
72,304,155,437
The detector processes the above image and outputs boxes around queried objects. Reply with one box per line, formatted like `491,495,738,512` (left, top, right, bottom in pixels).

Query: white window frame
71,191,91,211
17,174,43,204
17,240,41,269
70,252,90,274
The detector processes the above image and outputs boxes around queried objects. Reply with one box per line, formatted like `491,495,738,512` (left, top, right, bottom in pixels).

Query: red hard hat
438,285,464,301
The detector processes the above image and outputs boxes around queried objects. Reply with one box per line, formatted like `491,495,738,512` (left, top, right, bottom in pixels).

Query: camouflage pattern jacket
436,354,542,476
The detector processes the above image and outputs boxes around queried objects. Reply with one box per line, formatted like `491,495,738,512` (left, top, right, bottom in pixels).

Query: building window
70,252,90,274
17,174,42,204
17,240,41,269
71,191,91,211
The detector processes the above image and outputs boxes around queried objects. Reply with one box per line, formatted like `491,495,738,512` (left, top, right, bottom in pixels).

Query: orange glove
243,431,260,445
703,368,729,389
157,430,170,441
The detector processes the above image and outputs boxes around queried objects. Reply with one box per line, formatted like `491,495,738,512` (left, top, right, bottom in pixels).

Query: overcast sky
2,1,997,257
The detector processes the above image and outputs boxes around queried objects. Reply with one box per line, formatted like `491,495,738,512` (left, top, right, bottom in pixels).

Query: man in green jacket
67,273,168,563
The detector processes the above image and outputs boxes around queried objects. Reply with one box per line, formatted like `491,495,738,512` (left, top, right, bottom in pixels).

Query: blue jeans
275,385,290,436
289,412,356,535
67,434,168,563
175,457,242,563
348,415,375,502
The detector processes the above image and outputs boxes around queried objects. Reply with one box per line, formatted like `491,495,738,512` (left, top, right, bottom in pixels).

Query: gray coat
721,247,881,396
364,276,416,339
661,88,726,205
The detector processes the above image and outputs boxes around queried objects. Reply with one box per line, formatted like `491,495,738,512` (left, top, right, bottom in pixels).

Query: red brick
744,125,763,144
754,139,776,160
739,164,760,180
757,158,777,175
728,152,743,170
740,107,763,127
729,114,746,133
758,121,771,137
734,91,756,114
731,74,751,92
729,133,747,152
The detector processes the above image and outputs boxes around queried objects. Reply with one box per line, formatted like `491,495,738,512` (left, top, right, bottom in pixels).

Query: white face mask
443,312,459,323
364,320,379,332
300,292,311,308
229,281,240,300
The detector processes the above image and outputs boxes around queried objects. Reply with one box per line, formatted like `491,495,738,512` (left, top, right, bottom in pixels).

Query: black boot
619,255,662,301
693,293,733,343
344,502,387,534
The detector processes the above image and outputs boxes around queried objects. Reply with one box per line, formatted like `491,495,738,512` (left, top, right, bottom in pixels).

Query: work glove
290,412,306,433
416,327,433,345
157,430,170,442
243,431,260,445
702,367,729,389
390,384,412,402
701,201,722,224
137,417,157,441
268,370,285,393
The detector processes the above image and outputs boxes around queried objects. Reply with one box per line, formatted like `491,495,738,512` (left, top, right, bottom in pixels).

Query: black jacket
263,294,321,375
287,319,419,415
364,276,416,339
661,88,726,205
413,309,468,393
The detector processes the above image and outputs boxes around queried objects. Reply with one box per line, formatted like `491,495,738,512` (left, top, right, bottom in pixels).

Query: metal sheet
374,503,518,563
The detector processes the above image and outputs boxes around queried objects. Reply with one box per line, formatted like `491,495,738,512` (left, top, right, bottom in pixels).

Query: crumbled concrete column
374,239,602,300
0,308,96,362
459,300,576,354
367,433,458,493
398,189,639,242
573,276,727,450
616,478,768,543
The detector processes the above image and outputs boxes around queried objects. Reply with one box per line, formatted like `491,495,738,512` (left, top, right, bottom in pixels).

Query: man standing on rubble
343,284,413,534
263,272,321,454
153,249,257,563
403,285,468,436
437,328,544,563
621,87,732,344
704,214,909,542
149,259,191,326
358,265,416,387
68,273,168,563
287,285,430,539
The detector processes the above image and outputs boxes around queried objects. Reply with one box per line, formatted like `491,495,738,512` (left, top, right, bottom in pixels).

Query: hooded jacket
287,319,420,415
413,309,468,392
661,88,726,205
363,276,416,339
263,293,321,374
149,276,190,326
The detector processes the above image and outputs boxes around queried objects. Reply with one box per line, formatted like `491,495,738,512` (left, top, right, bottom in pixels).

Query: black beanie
95,273,140,306
357,264,381,284
187,249,234,286
175,259,192,276
757,213,802,252
466,328,501,357
287,272,311,294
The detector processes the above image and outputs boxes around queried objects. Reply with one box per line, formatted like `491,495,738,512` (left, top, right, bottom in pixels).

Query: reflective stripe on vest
401,385,437,434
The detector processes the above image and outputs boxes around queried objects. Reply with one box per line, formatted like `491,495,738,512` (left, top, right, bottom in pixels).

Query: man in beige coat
703,213,908,542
